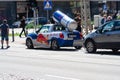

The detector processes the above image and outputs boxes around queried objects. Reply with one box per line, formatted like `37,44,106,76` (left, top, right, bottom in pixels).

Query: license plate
68,34,76,38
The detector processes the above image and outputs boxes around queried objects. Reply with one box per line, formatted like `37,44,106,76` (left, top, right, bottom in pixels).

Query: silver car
84,20,120,53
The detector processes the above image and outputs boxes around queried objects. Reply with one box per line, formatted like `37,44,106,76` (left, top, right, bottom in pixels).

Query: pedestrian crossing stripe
44,1,52,9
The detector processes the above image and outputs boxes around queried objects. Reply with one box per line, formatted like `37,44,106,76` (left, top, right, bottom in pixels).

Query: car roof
110,20,120,22
43,23,65,27
43,24,54,26
114,20,120,21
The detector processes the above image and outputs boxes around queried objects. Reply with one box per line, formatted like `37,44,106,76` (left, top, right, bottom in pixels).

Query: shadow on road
27,47,79,52
88,50,120,56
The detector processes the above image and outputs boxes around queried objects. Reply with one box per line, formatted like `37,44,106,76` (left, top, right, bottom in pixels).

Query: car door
36,25,50,48
94,21,115,48
110,21,120,48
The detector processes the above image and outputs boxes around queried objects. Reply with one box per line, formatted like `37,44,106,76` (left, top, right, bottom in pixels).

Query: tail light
80,33,83,38
59,33,64,38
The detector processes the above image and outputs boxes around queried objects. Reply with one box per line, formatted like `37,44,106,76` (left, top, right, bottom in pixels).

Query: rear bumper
57,39,83,47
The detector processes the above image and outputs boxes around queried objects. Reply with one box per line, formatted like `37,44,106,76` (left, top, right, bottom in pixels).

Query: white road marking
46,74,80,80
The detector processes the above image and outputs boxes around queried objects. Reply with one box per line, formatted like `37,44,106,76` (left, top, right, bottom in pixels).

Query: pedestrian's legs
23,29,26,37
5,36,10,48
6,41,10,48
19,29,24,37
1,36,4,49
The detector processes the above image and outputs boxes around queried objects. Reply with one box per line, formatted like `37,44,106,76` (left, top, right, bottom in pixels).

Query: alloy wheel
86,41,96,53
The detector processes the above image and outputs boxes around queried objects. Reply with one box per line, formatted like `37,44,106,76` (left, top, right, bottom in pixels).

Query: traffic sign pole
44,0,52,23
47,10,49,23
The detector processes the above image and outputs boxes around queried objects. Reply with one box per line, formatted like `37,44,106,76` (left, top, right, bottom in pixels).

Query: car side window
114,21,120,31
102,22,114,33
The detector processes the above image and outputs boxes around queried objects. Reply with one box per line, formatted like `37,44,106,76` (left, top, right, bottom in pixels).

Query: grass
9,32,20,36
0,33,26,38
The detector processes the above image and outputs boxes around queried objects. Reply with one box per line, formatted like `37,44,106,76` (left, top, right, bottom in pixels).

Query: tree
29,0,38,7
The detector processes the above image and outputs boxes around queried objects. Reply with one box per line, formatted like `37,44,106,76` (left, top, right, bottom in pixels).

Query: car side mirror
95,29,102,34
35,28,41,34
35,30,39,34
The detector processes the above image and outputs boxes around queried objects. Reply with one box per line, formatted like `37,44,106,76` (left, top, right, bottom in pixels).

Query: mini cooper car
84,20,120,53
26,24,83,50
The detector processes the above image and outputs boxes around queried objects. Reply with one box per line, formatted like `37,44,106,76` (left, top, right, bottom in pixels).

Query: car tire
74,46,82,50
26,39,34,49
112,49,119,52
51,40,59,50
85,40,96,53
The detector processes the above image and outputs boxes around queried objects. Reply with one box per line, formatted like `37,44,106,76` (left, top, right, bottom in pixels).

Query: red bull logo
37,34,49,45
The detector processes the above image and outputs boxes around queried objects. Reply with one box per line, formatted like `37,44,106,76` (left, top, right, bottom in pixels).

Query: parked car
12,18,33,28
84,20,120,53
38,17,47,25
26,24,83,50
12,21,21,28
12,17,47,28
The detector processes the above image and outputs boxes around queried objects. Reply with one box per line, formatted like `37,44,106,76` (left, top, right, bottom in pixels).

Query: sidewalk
9,28,35,35
9,36,26,44
9,28,27,44
9,28,35,43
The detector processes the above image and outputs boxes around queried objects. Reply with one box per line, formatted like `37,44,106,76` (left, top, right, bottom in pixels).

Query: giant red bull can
53,10,77,31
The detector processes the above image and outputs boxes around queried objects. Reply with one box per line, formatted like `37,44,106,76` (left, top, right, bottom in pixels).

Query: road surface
0,37,120,80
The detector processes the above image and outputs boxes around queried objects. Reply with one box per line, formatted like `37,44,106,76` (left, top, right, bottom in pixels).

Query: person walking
19,16,26,37
0,19,10,49
74,13,82,32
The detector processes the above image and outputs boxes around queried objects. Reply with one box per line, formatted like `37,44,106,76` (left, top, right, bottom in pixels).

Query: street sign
44,0,52,10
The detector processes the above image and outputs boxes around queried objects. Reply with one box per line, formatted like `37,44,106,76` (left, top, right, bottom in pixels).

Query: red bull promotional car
26,24,83,50
26,10,83,50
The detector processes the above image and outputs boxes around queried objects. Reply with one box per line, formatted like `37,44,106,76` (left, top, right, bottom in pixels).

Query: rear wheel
85,40,96,53
51,40,59,50
26,39,34,49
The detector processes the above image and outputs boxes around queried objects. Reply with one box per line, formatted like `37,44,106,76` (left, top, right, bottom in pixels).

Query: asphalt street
0,33,120,80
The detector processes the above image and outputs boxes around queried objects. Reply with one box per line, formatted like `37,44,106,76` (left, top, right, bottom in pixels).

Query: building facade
0,0,120,25
0,0,81,25
0,2,16,25
90,0,120,20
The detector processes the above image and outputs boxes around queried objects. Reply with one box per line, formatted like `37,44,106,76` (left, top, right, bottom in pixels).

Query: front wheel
85,40,96,53
26,39,34,49
51,40,59,50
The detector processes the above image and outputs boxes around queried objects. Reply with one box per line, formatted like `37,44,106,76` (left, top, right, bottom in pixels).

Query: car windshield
39,26,50,33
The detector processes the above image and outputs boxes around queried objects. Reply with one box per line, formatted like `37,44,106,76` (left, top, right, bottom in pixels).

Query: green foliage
9,32,19,36
26,22,42,29
117,15,120,19
91,21,94,25
26,22,34,29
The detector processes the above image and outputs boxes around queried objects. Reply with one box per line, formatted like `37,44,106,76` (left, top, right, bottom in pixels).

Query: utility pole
80,0,91,35
28,0,38,31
